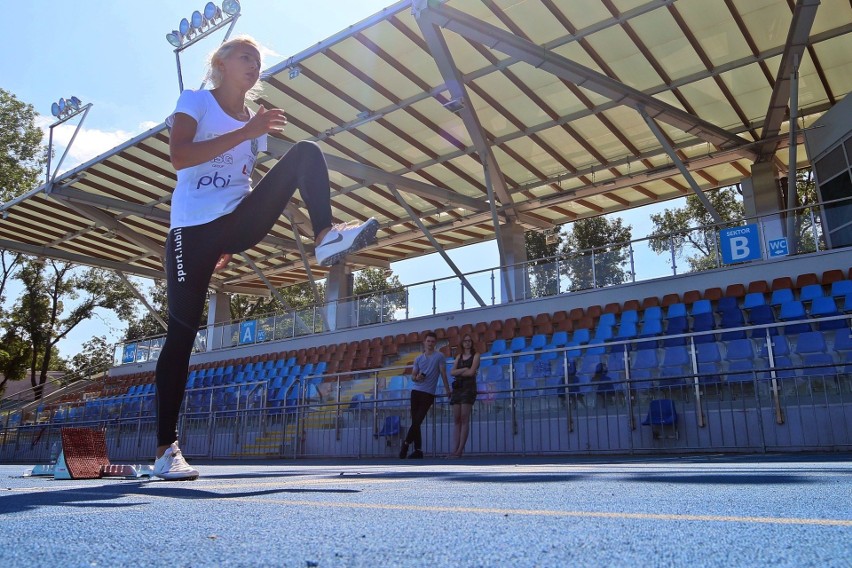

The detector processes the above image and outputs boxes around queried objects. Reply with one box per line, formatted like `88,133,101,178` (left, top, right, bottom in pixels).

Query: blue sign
122,343,137,364
720,224,762,264
767,237,789,257
239,320,257,345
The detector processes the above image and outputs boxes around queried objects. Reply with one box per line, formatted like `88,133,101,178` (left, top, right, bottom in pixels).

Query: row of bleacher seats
27,268,852,425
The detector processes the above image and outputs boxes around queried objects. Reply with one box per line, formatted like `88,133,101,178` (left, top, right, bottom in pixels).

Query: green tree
561,216,632,290
525,228,561,298
124,279,168,341
648,186,744,273
787,168,820,254
353,267,405,325
64,336,114,382
0,88,45,201
10,259,135,400
0,89,45,395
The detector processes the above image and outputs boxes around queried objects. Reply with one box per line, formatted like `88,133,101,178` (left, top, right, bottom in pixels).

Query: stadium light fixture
50,96,84,121
288,65,302,80
46,96,93,185
165,1,242,92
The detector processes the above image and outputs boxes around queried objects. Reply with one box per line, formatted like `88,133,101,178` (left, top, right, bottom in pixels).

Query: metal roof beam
266,138,487,213
758,0,821,159
47,197,165,258
388,183,486,308
0,238,165,280
414,8,518,220
419,1,756,159
48,185,171,223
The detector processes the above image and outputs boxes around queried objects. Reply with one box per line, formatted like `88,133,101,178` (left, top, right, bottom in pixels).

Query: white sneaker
153,442,199,480
315,218,379,266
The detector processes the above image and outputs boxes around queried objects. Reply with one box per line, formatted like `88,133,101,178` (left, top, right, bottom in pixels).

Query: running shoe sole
319,218,379,267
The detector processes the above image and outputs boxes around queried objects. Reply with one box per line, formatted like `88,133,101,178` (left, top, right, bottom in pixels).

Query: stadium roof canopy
1,0,850,296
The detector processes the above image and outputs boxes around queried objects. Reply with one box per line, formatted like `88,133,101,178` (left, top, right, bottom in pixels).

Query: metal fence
113,197,844,365
4,326,851,464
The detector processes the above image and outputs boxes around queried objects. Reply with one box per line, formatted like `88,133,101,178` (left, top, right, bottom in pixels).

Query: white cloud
36,117,161,175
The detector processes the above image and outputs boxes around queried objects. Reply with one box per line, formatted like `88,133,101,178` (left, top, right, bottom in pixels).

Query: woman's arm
169,106,287,170
463,353,481,377
449,356,463,377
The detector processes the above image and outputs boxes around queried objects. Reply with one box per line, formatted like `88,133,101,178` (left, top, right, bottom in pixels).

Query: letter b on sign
720,224,762,264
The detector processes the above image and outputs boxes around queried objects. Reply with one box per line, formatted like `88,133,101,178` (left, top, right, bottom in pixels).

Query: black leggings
155,141,332,447
404,390,435,451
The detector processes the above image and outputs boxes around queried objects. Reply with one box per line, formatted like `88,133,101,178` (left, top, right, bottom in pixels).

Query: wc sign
720,224,762,264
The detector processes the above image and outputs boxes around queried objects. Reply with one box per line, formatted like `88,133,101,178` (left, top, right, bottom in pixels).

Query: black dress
450,353,477,405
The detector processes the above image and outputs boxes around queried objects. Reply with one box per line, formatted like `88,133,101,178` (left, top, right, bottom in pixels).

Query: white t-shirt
166,89,267,229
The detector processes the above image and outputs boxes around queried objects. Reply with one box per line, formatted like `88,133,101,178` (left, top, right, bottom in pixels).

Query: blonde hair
206,35,264,99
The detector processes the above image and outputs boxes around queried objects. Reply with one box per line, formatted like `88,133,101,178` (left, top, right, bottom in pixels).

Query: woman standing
154,36,378,480
448,334,480,457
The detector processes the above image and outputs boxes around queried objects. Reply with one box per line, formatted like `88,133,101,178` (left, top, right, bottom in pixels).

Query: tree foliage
8,260,135,400
647,187,744,273
64,336,114,383
561,216,633,290
524,228,561,298
353,267,405,325
0,88,45,202
648,173,819,273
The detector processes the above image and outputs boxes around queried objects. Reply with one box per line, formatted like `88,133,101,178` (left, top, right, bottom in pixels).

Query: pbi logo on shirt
196,172,231,190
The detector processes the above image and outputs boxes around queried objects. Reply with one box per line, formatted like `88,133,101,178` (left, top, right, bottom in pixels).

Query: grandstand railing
113,197,845,365
5,315,852,463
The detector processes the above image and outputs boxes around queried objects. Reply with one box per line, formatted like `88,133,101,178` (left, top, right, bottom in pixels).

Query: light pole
166,1,242,92
46,96,92,186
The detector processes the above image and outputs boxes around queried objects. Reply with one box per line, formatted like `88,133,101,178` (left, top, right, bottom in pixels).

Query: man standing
400,331,450,459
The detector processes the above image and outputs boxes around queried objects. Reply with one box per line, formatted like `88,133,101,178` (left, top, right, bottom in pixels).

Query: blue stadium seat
794,331,836,378
665,302,687,319
593,322,614,342
830,279,852,298
619,309,639,324
716,296,739,315
598,312,617,328
759,336,796,378
488,338,507,355
659,345,690,384
770,288,795,307
529,334,547,351
642,399,678,439
832,328,852,373
778,300,811,334
508,336,527,353
799,284,825,303
642,306,663,321
725,338,764,382
378,415,401,437
614,320,638,341
810,296,845,330
742,292,767,310
571,328,591,345
695,342,722,383
629,346,658,389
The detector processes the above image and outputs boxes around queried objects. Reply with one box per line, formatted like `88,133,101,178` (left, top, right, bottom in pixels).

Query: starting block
29,427,153,479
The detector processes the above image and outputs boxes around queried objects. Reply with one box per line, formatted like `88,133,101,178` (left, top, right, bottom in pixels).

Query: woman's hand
214,253,232,272
243,105,287,138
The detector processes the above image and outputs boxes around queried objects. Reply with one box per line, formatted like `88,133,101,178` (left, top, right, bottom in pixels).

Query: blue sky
1,0,674,359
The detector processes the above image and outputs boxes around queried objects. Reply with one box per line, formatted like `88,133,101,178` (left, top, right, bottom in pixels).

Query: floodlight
51,102,60,117
68,96,81,111
58,98,66,114
222,0,240,16
204,2,219,21
179,17,190,36
166,30,183,47
191,10,204,31
288,66,302,80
